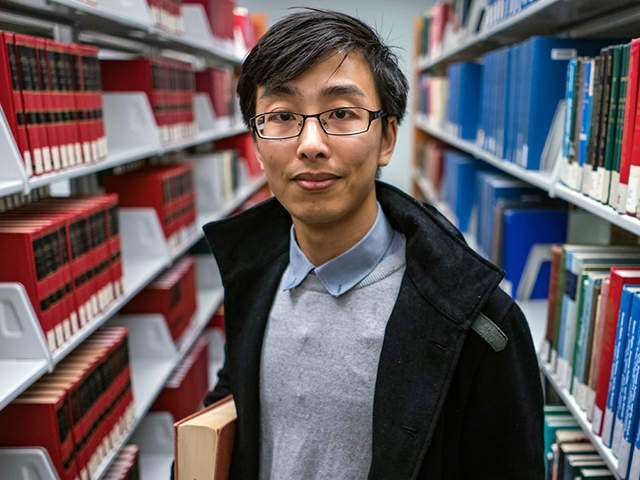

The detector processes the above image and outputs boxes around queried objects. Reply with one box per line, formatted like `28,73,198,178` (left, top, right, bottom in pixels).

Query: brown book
174,394,236,480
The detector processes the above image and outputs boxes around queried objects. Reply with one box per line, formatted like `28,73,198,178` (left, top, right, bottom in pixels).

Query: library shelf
414,114,640,238
415,114,553,190
0,178,261,419
130,412,175,480
23,94,248,195
417,0,635,71
2,0,243,66
540,360,622,479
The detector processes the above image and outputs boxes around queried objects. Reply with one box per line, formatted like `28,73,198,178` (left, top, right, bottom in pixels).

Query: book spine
36,38,61,171
618,294,640,477
610,44,631,208
595,49,614,201
619,40,640,212
601,46,623,203
584,55,605,195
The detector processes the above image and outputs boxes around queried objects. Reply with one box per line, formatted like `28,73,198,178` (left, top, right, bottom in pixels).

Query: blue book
578,60,594,175
524,38,614,169
501,207,568,298
603,286,640,446
460,63,482,140
500,48,512,158
562,59,577,165
480,177,539,259
617,292,640,477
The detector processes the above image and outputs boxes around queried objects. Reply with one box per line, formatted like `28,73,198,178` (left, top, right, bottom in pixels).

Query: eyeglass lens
255,108,371,138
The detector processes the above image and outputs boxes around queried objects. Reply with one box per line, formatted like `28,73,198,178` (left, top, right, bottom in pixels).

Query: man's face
253,52,397,228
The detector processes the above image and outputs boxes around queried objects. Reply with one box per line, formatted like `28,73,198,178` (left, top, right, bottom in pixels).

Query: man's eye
268,112,296,123
330,109,355,120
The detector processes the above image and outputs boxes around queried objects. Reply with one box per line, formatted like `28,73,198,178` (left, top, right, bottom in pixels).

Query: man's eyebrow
259,84,301,99
320,84,365,98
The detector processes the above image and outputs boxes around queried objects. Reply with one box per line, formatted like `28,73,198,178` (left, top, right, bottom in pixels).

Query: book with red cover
618,39,640,212
80,46,107,160
0,219,73,351
35,37,62,171
152,336,209,421
0,33,33,176
60,43,83,165
120,255,196,340
592,267,640,435
16,201,100,330
0,389,79,480
46,40,74,167
14,34,51,175
545,245,564,358
68,44,92,164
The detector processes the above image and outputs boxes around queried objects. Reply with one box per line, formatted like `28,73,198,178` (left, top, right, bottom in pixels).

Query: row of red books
0,195,123,352
0,32,107,177
152,335,209,422
185,0,235,41
121,255,197,342
0,327,135,480
101,57,196,144
195,67,238,120
102,163,196,251
103,445,140,480
148,0,184,34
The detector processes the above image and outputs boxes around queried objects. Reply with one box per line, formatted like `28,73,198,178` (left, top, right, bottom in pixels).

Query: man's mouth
293,172,340,190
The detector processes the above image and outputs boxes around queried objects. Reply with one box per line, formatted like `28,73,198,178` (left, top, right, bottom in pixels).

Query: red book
619,39,640,212
0,389,79,480
120,255,197,341
0,33,33,176
545,246,563,353
151,336,210,421
35,37,62,171
59,42,83,166
103,194,124,299
78,46,99,162
592,267,640,435
69,44,93,164
0,219,73,351
15,34,51,175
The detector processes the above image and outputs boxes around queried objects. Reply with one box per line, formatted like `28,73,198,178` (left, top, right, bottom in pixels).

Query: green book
610,43,631,207
602,45,623,203
595,48,613,201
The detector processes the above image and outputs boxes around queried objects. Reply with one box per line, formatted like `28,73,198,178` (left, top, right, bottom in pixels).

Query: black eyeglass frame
249,107,385,140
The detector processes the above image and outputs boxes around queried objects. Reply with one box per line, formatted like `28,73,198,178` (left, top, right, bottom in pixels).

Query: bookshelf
418,0,637,71
412,3,640,478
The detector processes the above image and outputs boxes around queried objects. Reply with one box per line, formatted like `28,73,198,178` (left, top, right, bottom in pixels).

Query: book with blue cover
578,59,594,190
617,293,640,477
500,206,568,299
602,285,640,447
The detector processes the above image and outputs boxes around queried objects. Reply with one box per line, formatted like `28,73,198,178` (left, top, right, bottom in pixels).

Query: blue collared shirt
283,202,405,297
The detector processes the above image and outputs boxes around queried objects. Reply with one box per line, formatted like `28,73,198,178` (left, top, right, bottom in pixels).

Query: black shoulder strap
471,312,508,352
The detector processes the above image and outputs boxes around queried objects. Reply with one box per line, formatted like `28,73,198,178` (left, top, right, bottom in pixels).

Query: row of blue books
485,0,541,31
479,38,609,170
442,150,568,299
445,62,481,140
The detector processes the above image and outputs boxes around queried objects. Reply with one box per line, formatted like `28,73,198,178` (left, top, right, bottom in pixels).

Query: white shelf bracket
182,5,216,51
130,412,175,454
195,255,222,291
103,93,162,154
194,93,218,134
0,448,59,480
119,208,171,266
0,102,29,196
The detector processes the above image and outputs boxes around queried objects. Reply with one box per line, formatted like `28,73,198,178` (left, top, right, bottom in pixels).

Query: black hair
237,8,408,136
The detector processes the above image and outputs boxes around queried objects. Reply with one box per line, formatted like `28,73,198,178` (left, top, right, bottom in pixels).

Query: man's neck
292,196,379,267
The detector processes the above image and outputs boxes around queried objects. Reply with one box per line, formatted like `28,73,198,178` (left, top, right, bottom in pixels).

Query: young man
203,9,544,479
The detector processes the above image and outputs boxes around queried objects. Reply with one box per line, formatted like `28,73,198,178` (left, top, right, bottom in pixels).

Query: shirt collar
284,202,397,297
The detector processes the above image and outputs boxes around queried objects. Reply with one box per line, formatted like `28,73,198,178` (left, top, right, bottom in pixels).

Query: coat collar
203,181,504,328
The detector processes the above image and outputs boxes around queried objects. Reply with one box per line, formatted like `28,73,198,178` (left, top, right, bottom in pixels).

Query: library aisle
414,1,640,478
0,0,268,479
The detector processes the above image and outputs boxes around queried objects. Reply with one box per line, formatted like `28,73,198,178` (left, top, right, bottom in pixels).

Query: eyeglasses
250,107,385,140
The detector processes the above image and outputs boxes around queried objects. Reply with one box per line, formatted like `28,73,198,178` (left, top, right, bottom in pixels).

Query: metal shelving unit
418,0,637,71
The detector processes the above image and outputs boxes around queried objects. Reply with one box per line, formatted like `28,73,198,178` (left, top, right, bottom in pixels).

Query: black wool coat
202,181,545,480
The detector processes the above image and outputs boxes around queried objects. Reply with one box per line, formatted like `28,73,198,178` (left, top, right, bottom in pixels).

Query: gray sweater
259,244,406,479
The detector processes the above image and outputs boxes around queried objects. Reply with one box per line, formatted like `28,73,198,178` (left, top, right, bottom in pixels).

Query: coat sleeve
460,301,545,479
203,342,233,407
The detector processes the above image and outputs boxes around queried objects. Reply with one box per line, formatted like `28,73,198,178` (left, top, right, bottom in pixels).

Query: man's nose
297,116,331,159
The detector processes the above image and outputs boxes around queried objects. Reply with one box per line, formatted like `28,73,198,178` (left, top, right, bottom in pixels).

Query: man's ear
378,116,398,168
